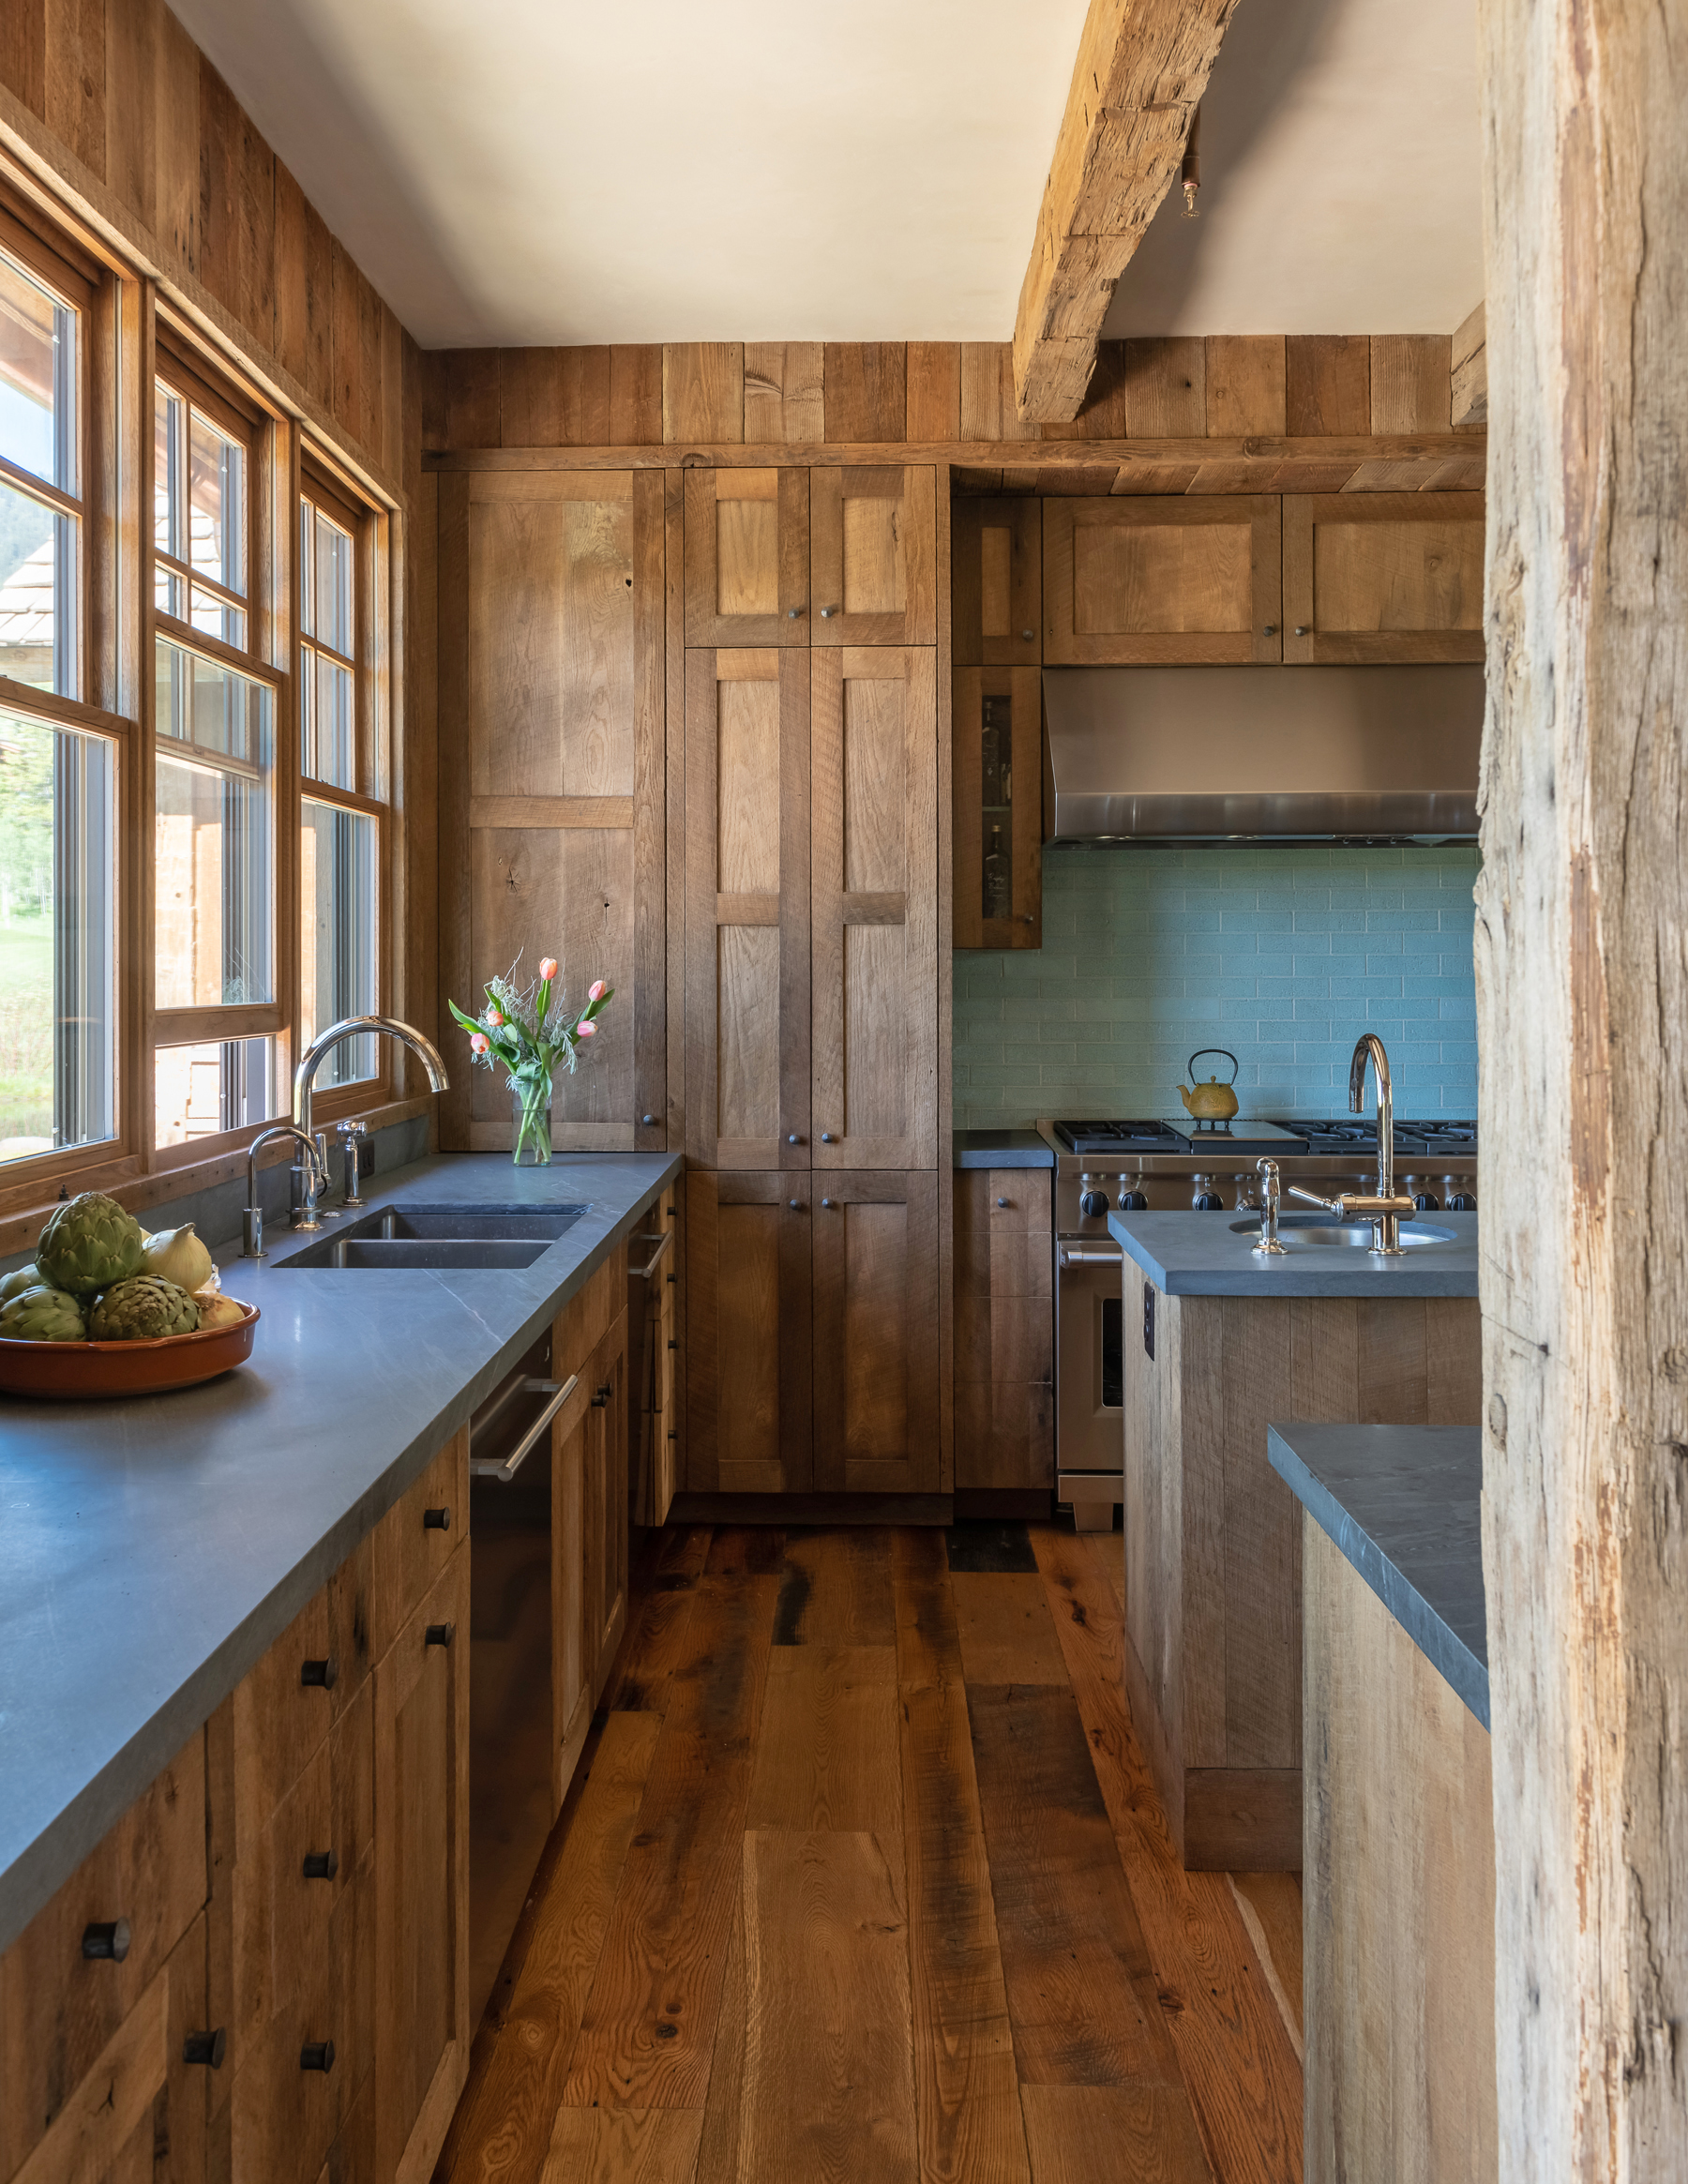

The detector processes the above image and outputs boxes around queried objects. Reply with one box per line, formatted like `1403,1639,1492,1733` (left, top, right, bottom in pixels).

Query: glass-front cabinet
952,496,1043,950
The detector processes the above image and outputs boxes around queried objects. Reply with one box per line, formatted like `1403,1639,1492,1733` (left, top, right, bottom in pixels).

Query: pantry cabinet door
1043,495,1282,664
686,1171,813,1495
811,648,938,1170
684,649,811,1168
810,465,937,646
812,1170,941,1496
685,467,809,645
373,1548,470,2184
1282,492,1485,663
439,470,665,1154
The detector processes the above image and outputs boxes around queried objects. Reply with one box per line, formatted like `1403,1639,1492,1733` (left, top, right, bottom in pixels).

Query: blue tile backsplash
952,843,1480,1127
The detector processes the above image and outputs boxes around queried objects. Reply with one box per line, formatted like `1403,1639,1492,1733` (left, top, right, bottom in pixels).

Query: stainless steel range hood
1042,664,1484,844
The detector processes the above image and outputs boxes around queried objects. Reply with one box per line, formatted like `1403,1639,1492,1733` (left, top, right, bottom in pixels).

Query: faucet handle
337,1121,368,1210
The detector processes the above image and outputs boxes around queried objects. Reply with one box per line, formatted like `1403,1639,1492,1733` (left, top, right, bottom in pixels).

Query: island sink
1228,1213,1456,1251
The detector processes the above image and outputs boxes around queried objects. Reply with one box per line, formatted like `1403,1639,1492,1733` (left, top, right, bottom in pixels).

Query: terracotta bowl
0,1301,261,1400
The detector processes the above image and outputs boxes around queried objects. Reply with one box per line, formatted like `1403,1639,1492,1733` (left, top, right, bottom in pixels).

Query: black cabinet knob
82,1919,130,1961
300,1657,338,1689
183,2028,227,2069
996,1196,1009,1208
300,2041,335,2073
424,1623,454,1649
820,1131,834,1142
423,1507,450,1531
641,1113,656,1126
302,1850,339,1881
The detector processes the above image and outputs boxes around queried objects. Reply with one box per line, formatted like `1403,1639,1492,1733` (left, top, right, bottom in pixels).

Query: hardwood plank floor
446,1521,1303,2184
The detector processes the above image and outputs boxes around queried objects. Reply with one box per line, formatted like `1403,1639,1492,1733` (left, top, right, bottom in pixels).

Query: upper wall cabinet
1043,496,1282,665
952,497,1042,668
685,468,809,645
811,649,938,1171
1283,492,1485,663
439,472,666,1152
810,466,936,646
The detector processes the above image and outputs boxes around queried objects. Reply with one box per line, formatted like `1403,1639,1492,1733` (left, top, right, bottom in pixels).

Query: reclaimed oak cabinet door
1283,492,1485,663
953,1167,1054,1492
373,1547,470,2184
811,648,938,1170
1043,495,1282,664
439,470,665,1153
686,1171,813,1494
584,1310,630,1697
685,649,811,1167
685,467,809,644
952,495,1042,668
812,1171,940,1495
809,464,936,646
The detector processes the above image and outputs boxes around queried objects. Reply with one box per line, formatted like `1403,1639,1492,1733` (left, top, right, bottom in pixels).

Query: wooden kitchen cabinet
1043,495,1282,664
1283,491,1485,663
584,1312,631,1698
685,466,809,644
812,1170,941,1495
953,1167,1054,1495
631,1180,682,1528
810,648,938,1170
438,468,666,1154
952,495,1042,668
953,664,1042,949
809,464,936,645
685,1170,814,1495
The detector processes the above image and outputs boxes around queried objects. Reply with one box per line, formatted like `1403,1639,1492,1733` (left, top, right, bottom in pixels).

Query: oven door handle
1059,1243,1124,1268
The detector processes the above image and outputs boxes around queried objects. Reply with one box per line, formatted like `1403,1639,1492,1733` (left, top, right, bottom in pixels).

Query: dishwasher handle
1059,1242,1124,1268
627,1228,673,1280
469,1373,579,1481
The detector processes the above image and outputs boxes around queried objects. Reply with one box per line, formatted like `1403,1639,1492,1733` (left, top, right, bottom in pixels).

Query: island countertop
0,1149,680,1957
1108,1207,1480,1297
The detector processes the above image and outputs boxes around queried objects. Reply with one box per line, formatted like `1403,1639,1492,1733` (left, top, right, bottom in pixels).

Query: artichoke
0,1284,87,1342
88,1276,201,1342
0,1262,39,1302
38,1193,144,1297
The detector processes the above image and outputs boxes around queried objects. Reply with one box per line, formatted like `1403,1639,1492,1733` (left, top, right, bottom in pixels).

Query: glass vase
511,1077,553,1167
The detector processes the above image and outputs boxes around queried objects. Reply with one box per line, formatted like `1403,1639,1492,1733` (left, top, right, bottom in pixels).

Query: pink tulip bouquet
448,955,614,1166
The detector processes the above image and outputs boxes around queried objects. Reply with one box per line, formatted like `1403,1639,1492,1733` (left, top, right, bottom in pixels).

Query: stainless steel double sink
275,1203,585,1271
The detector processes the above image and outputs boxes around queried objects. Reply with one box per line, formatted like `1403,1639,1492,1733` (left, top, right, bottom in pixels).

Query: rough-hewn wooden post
1476,0,1688,2174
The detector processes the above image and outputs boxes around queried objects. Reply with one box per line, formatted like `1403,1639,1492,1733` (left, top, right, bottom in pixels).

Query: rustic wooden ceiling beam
1012,0,1243,425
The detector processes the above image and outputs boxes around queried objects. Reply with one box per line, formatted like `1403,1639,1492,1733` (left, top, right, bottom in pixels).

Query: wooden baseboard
667,1491,954,1527
1183,1769,1303,1872
953,1489,1053,1520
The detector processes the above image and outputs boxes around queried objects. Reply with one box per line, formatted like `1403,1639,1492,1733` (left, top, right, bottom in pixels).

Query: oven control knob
1402,1175,1441,1212
1191,1175,1224,1212
1446,1186,1477,1212
1117,1189,1148,1212
1078,1189,1109,1219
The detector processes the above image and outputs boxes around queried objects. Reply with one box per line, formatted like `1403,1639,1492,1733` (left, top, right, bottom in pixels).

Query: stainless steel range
1042,1113,1479,1525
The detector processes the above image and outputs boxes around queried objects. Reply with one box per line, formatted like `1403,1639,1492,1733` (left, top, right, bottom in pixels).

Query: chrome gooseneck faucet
292,1017,450,1230
241,1125,326,1258
1287,1032,1416,1255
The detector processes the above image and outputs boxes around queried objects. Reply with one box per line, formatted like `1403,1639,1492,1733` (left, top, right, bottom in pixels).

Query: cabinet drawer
0,1732,206,2180
231,1535,374,1833
371,1430,469,1659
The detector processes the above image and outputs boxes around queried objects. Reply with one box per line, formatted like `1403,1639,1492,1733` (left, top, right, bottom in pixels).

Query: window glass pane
0,708,113,1164
188,409,245,596
153,382,183,563
314,508,353,655
188,582,247,650
154,639,274,1009
301,799,378,1084
154,1037,273,1148
309,654,354,789
299,499,312,640
0,250,75,494
0,473,74,694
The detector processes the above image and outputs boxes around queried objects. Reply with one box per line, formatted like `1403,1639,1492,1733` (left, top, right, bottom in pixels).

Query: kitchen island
1108,1208,1480,1868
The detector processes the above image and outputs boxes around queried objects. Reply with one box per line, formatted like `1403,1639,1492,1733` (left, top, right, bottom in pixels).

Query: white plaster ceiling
168,0,1483,350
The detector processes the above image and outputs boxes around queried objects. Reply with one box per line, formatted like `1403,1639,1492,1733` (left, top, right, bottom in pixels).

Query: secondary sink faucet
1287,1032,1416,1255
241,1125,325,1258
292,1016,450,1231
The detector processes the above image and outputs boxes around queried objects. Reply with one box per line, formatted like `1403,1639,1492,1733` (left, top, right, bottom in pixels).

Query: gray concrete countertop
1108,1208,1480,1297
954,1129,1054,1169
1267,1423,1486,1726
0,1149,680,1956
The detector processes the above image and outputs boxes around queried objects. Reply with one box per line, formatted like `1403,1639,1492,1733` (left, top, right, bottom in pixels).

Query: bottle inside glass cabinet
981,692,1012,922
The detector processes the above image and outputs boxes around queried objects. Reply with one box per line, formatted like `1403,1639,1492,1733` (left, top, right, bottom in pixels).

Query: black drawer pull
300,2041,335,2073
82,1919,130,1961
591,1384,611,1407
668,1339,679,1350
300,1657,338,1690
302,1849,339,1881
423,1507,450,1530
425,1622,454,1649
183,2028,226,2069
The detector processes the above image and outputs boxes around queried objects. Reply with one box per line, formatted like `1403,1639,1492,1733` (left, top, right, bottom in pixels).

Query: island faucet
292,1016,450,1230
1287,1032,1416,1255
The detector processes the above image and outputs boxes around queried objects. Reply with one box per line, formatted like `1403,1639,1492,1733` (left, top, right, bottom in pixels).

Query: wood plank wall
0,0,407,484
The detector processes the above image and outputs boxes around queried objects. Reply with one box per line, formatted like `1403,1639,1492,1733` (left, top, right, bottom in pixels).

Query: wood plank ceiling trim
1011,0,1242,425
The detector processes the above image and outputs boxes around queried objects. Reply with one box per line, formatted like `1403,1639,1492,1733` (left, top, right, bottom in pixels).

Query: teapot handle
1187,1047,1239,1085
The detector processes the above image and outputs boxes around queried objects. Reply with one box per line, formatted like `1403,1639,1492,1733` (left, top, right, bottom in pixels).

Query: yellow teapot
1177,1048,1241,1123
